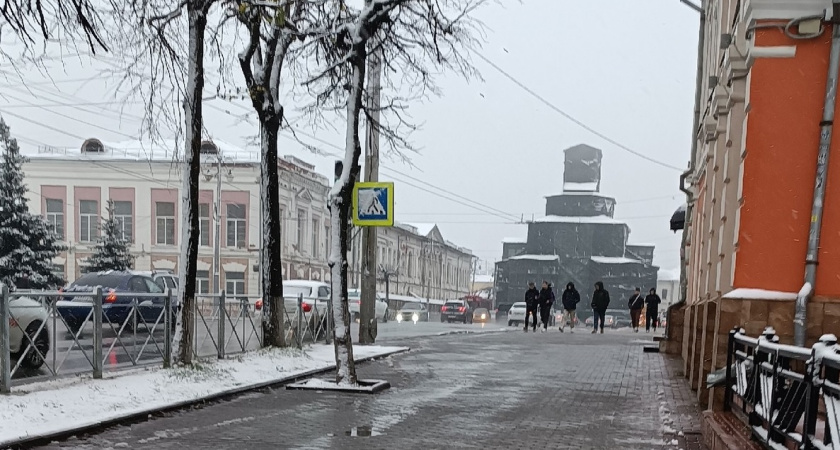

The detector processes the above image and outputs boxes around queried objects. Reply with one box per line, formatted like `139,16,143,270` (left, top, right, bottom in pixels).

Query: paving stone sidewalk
35,329,706,450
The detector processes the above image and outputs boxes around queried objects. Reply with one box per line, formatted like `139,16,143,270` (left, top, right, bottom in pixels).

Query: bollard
92,287,103,379
297,294,304,349
0,284,11,394
218,291,226,359
163,288,172,368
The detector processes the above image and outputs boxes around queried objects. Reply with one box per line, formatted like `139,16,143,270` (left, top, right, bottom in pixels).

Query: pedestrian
628,287,644,333
590,281,610,334
559,282,580,333
524,281,540,332
537,281,555,333
645,288,662,333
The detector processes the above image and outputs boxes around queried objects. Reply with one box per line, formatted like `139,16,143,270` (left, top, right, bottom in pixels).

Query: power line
472,50,685,172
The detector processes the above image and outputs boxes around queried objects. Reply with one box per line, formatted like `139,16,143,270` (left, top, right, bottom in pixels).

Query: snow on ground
0,344,406,447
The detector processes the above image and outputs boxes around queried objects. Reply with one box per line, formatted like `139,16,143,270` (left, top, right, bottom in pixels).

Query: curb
0,347,410,450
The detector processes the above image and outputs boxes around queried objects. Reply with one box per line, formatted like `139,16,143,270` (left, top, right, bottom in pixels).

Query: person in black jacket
591,281,610,334
524,282,540,332
628,287,644,333
559,282,580,332
537,281,555,332
645,288,662,333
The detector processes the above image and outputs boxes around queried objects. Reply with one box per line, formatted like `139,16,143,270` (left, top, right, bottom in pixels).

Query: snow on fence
725,327,840,450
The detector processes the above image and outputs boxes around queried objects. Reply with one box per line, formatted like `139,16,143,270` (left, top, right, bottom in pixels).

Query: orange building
668,0,840,410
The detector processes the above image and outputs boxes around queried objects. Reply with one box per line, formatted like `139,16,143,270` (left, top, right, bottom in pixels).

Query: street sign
352,182,394,226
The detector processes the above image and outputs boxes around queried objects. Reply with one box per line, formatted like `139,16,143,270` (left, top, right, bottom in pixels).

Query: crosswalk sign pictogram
353,182,394,227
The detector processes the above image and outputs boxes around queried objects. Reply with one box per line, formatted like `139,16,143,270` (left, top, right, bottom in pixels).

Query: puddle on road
345,426,381,437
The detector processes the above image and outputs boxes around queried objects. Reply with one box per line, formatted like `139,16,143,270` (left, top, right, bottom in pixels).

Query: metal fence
724,326,840,450
0,287,328,393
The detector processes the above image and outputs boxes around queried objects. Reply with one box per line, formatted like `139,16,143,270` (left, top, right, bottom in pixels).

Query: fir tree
0,118,65,290
84,200,133,273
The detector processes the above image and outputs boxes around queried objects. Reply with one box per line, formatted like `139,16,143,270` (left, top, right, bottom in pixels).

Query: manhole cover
345,426,381,437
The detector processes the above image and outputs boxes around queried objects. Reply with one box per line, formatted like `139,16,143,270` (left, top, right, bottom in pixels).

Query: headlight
396,315,403,322
412,313,419,321
480,314,486,319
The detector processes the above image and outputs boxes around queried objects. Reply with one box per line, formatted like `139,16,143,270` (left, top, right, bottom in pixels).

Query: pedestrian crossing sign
352,182,394,227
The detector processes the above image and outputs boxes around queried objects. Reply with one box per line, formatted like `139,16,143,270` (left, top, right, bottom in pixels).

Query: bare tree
0,0,112,56
305,0,482,385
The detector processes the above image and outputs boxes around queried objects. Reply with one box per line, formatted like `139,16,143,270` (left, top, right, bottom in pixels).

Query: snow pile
0,344,406,446
723,288,799,301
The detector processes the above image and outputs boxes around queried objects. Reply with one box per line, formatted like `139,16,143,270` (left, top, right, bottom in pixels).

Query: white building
657,268,680,311
21,138,331,296
348,223,473,301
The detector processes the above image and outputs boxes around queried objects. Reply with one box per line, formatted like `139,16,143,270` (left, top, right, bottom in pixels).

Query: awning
670,204,687,232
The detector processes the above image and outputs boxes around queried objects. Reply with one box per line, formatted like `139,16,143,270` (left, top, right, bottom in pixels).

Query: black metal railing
725,326,840,450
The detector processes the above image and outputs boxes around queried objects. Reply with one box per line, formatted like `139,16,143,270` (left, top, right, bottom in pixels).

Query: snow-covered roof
473,274,494,284
533,215,627,225
677,203,687,212
627,243,656,248
22,138,261,163
658,268,680,280
545,192,613,198
563,182,598,192
404,223,436,237
590,256,641,265
722,288,799,301
508,254,560,261
501,237,527,244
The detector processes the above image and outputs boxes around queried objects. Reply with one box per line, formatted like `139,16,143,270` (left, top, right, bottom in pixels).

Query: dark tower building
495,144,658,310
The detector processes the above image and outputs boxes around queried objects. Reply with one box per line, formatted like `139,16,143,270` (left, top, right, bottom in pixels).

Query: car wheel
441,316,446,323
18,321,49,370
507,320,513,327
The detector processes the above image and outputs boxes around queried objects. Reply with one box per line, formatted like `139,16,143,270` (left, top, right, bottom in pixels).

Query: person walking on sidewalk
537,281,555,333
524,281,540,332
628,287,644,333
645,288,662,333
591,281,610,334
559,282,580,332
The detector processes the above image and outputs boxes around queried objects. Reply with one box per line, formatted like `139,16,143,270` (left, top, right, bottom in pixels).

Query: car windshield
511,302,526,308
444,302,463,308
401,303,422,310
284,286,312,297
475,308,488,314
70,273,127,289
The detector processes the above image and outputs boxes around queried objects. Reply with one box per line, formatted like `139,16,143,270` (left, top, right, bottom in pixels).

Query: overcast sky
0,0,699,274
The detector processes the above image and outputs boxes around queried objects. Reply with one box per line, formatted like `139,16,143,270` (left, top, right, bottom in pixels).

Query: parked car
441,299,473,324
8,295,50,369
472,307,491,323
347,289,388,323
135,270,179,306
507,302,527,327
584,314,616,328
395,303,429,323
56,271,171,334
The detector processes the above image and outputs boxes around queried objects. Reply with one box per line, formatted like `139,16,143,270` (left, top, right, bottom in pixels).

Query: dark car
56,271,171,334
607,309,632,329
441,300,473,324
494,303,514,322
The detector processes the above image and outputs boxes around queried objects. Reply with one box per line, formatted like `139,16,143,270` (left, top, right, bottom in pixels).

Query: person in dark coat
537,281,555,332
559,282,580,332
591,281,610,334
524,281,540,332
645,288,662,333
628,287,645,333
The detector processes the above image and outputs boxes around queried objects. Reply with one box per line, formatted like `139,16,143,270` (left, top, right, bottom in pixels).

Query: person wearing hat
644,288,662,333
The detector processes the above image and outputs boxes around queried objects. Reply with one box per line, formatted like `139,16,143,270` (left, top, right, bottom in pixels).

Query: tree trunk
261,113,285,347
329,48,367,385
175,2,207,365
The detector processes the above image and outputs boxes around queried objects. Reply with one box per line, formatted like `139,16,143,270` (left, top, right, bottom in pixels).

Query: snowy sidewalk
0,344,408,448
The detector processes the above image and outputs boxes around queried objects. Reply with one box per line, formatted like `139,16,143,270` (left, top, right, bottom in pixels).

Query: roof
533,215,627,225
563,181,598,192
501,237,527,244
23,138,261,164
545,192,614,198
589,256,641,265
508,254,560,261
403,223,436,237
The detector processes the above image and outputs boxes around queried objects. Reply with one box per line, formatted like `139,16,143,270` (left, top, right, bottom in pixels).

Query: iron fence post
92,286,103,379
297,294,303,350
0,285,11,394
803,345,819,450
326,297,334,345
724,327,736,412
164,288,172,368
218,291,226,359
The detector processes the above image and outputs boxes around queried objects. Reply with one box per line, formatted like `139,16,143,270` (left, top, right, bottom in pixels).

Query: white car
8,295,50,369
283,280,330,312
347,289,388,323
507,302,527,327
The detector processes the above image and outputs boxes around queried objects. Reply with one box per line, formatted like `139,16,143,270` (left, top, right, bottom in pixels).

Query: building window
155,202,176,245
199,203,210,247
45,199,64,240
662,288,668,300
325,224,330,256
311,217,319,256
297,209,306,252
225,271,245,296
196,270,210,294
113,200,133,243
79,200,99,243
226,203,246,248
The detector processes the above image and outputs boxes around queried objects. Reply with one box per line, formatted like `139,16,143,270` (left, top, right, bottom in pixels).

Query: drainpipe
795,1,840,347
678,0,705,310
